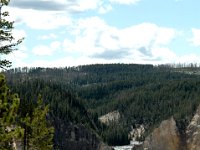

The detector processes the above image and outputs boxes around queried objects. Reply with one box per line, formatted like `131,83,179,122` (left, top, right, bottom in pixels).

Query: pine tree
0,0,23,69
21,95,54,150
0,74,23,149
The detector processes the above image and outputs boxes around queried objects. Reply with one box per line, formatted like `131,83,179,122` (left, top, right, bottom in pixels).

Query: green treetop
0,74,23,149
21,95,54,150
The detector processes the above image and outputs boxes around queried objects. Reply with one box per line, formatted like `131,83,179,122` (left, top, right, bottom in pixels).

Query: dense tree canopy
4,64,200,146
21,95,54,150
0,74,22,149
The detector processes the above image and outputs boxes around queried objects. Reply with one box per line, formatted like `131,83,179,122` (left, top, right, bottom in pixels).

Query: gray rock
186,105,200,150
142,117,182,150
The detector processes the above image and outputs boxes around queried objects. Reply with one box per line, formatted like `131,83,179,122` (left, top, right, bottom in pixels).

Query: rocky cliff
142,117,182,150
99,110,120,125
137,105,200,150
186,105,200,150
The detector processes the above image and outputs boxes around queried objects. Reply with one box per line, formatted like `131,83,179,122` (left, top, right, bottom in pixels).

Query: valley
3,63,200,149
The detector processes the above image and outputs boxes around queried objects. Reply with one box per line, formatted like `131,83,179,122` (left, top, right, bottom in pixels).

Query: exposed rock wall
99,110,120,125
129,125,145,141
186,105,200,150
138,105,200,150
143,117,182,150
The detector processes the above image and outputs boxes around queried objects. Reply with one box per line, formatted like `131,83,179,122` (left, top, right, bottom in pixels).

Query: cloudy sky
3,0,200,67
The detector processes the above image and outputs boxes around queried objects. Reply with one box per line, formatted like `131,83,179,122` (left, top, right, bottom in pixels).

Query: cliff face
99,110,120,125
139,105,200,150
143,117,182,150
186,105,200,150
129,125,145,141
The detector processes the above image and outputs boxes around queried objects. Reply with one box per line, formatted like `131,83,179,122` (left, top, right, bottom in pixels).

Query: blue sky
4,0,200,67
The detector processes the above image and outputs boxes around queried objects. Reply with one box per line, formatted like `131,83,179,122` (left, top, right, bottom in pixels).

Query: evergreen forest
4,64,200,147
2,0,200,149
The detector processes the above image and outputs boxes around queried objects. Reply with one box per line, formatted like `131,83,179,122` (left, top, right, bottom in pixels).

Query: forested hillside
4,64,200,146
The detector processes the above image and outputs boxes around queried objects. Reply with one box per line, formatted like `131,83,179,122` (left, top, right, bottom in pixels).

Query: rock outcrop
99,110,120,125
186,105,200,150
129,124,145,141
137,105,200,150
142,117,182,150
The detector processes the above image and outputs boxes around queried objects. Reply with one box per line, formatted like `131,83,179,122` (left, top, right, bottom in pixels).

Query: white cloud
8,14,179,66
9,0,104,14
7,7,72,30
99,31,120,50
69,0,101,12
7,0,143,30
32,46,53,56
176,54,200,64
109,0,141,5
119,23,157,48
151,47,177,61
12,29,26,40
63,17,177,64
5,1,200,67
98,4,113,14
25,11,71,30
10,52,200,68
38,33,57,40
50,41,61,50
154,28,176,45
10,53,200,68
63,39,75,52
63,17,107,55
76,16,108,31
6,45,28,67
190,28,200,47
21,56,116,68
9,0,141,14
118,23,177,48
11,47,28,60
32,41,61,56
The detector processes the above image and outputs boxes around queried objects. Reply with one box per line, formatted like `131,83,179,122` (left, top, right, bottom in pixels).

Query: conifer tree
0,0,23,69
0,1,54,149
0,74,22,149
21,95,54,150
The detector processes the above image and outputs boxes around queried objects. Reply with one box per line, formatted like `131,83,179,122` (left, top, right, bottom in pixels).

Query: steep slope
186,105,200,150
139,105,200,150
53,120,111,150
143,117,182,150
4,64,200,146
6,78,109,150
